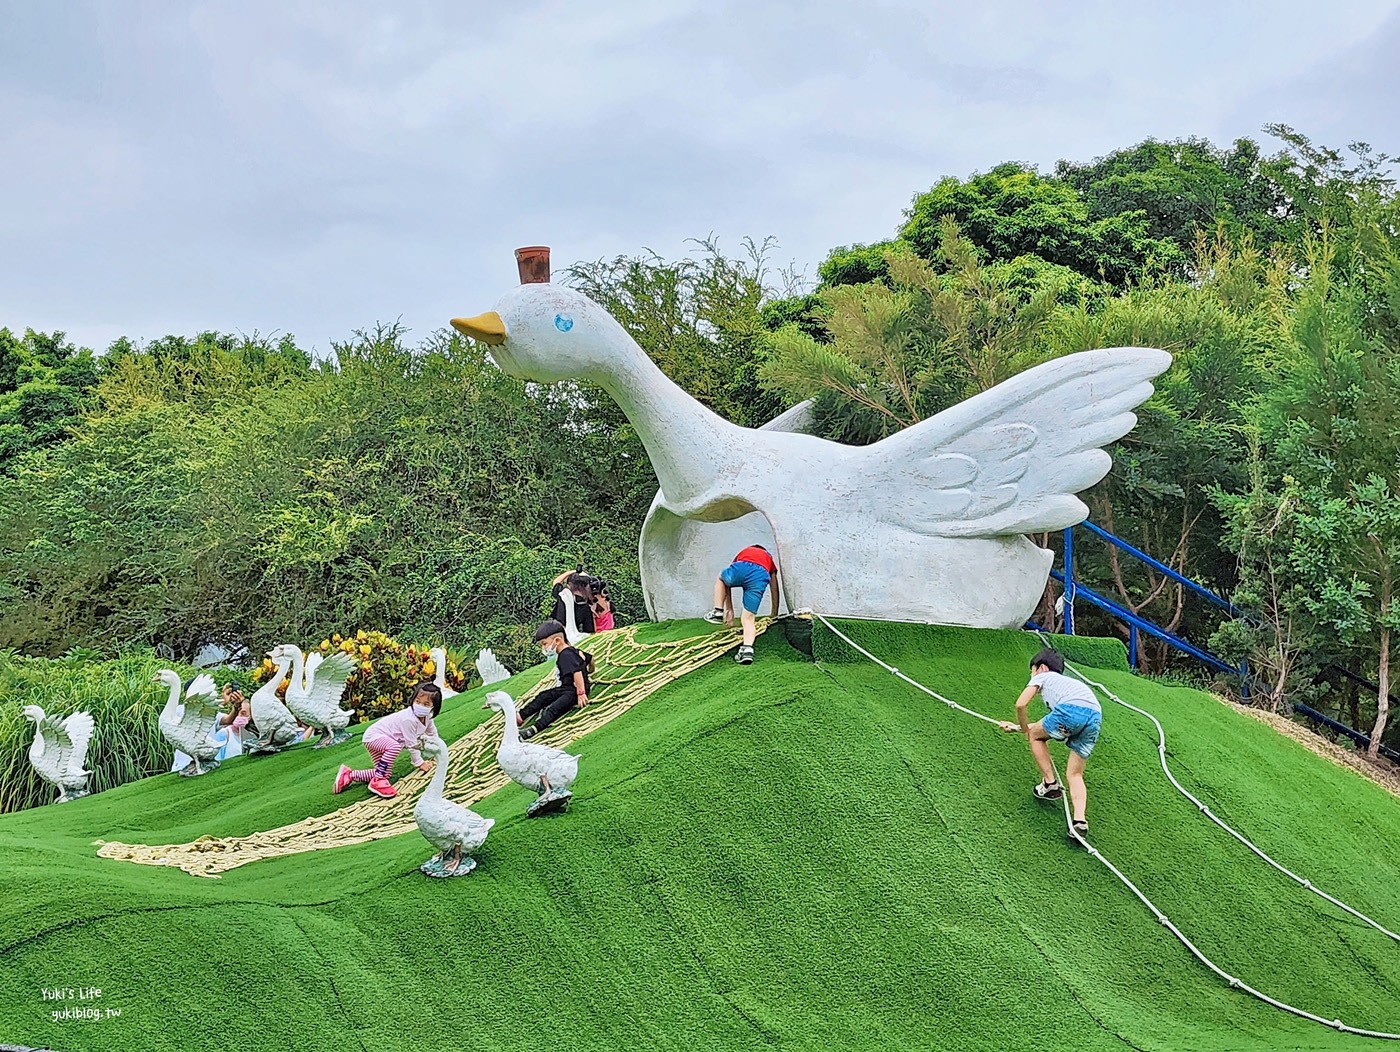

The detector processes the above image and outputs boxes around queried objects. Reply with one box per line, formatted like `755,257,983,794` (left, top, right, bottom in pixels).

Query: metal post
1129,624,1138,668
1063,526,1076,635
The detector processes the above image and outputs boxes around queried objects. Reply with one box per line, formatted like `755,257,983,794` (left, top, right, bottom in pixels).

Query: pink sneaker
333,765,353,795
368,775,397,799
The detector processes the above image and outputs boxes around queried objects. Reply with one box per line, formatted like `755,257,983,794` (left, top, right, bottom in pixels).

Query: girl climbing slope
334,682,442,799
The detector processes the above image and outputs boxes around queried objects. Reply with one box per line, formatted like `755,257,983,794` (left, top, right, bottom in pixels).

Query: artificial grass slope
0,622,1396,1051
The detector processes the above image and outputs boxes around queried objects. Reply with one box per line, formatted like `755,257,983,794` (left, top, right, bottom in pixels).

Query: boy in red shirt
705,544,780,664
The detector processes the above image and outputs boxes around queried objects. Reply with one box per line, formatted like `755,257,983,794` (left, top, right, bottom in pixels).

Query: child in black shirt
519,620,591,741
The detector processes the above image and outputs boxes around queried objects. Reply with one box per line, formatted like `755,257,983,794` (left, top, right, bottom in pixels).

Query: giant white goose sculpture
429,647,460,700
23,706,95,802
452,265,1170,627
414,735,494,877
154,671,223,777
246,649,303,755
482,691,579,817
274,644,356,747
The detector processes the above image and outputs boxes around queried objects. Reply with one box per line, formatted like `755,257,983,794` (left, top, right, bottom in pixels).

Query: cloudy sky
2,0,1398,354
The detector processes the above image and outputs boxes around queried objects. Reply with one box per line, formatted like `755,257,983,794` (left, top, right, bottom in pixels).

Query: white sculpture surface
154,671,223,777
429,647,460,700
246,649,303,755
415,735,494,877
275,644,356,747
23,706,95,802
453,281,1170,628
482,690,579,817
476,648,511,686
557,588,592,646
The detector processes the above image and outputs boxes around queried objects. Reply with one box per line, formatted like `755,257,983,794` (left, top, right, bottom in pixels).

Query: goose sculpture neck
425,742,449,798
587,344,743,513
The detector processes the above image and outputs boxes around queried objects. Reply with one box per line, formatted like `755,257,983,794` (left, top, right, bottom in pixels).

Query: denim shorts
1042,703,1102,759
720,560,771,613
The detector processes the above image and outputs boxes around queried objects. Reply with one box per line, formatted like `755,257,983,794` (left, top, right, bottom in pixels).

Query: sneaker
368,775,397,799
520,726,538,742
735,645,754,665
333,765,353,795
1032,780,1063,800
704,607,726,624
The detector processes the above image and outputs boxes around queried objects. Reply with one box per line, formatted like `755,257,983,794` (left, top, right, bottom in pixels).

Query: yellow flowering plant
251,630,470,723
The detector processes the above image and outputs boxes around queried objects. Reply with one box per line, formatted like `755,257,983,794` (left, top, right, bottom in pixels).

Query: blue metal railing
1044,521,1250,695
1292,702,1400,764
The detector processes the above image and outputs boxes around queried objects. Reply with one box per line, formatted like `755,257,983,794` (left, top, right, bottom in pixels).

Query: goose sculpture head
454,252,1172,629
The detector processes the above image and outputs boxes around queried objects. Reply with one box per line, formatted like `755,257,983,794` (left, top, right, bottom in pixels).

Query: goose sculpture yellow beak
451,312,507,346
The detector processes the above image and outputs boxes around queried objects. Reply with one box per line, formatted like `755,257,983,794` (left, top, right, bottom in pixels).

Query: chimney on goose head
514,246,550,284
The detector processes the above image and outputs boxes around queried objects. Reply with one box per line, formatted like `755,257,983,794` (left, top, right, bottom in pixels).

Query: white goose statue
482,690,579,817
452,265,1170,628
246,649,303,755
558,589,591,647
154,671,223,777
414,735,494,877
23,706,95,802
476,648,511,686
429,647,460,700
274,644,356,747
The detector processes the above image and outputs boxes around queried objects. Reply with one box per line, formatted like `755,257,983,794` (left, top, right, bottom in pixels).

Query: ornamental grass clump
250,631,470,723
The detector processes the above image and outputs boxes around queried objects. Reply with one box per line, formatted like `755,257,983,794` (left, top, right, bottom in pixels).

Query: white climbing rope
1052,645,1400,947
812,612,1400,1041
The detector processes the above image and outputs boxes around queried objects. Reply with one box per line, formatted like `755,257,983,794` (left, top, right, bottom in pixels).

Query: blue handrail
1052,520,1249,695
1078,520,1243,618
1292,702,1400,764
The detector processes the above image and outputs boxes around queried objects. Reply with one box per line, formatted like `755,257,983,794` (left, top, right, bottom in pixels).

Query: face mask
412,703,432,718
540,645,555,659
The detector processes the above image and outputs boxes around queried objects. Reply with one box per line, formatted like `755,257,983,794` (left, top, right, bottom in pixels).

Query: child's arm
999,685,1039,733
551,569,573,587
573,669,589,707
769,573,780,617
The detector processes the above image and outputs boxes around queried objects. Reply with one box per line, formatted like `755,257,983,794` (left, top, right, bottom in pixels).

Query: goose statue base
244,738,298,757
178,757,220,778
56,784,90,803
312,728,351,748
526,787,572,818
420,852,478,878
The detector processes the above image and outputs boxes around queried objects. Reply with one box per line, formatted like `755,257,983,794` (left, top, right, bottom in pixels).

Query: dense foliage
3,125,1399,761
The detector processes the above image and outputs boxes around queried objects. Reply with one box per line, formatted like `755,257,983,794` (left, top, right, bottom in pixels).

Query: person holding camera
550,568,597,635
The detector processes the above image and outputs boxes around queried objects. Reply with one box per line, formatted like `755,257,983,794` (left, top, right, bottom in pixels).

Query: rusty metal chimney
515,246,551,284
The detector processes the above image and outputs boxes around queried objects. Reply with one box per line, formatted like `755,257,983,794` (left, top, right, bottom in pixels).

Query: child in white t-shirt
1000,647,1101,838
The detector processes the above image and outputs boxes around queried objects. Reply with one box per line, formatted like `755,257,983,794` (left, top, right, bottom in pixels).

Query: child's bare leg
1027,722,1059,785
712,577,728,610
1065,752,1087,822
740,609,757,646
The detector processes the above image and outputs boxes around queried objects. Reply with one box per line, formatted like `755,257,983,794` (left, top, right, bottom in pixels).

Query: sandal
1032,780,1063,800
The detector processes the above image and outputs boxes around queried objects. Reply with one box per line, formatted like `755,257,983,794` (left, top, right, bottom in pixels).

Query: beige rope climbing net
96,619,774,878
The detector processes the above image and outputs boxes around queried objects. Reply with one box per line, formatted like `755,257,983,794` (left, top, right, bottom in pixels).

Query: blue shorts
1042,704,1102,759
720,560,771,614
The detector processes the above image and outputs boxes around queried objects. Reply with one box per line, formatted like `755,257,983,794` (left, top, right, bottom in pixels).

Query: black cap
534,620,565,642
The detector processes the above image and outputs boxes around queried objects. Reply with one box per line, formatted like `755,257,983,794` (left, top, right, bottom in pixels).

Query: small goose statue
414,735,494,877
482,690,579,817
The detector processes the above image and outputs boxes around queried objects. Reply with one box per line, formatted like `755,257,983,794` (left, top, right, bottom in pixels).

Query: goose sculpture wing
303,651,323,688
180,675,225,745
55,711,95,783
476,648,511,686
864,347,1171,538
303,650,356,722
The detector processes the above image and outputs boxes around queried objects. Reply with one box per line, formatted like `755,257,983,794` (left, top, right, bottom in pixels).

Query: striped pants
348,737,402,783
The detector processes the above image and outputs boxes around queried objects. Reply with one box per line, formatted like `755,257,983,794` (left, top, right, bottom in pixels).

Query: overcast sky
2,0,1398,355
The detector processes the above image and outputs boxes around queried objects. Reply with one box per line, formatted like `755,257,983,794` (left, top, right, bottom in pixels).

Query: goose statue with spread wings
23,706,95,803
453,260,1169,627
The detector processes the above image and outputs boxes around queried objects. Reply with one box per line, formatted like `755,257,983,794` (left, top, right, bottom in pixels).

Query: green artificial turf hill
3,620,1399,1051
